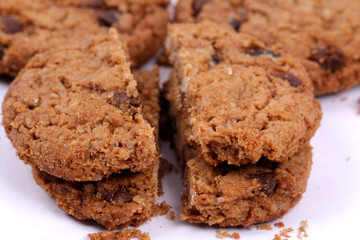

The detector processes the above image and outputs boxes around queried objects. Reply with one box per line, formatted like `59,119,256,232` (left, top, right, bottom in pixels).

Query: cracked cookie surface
2,30,158,181
165,22,322,166
175,0,360,95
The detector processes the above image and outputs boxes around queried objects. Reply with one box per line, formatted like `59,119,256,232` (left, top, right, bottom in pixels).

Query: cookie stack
164,22,322,226
1,0,168,230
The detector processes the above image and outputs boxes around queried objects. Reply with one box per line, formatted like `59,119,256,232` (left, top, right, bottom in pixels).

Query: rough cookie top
166,22,322,166
2,30,158,181
0,0,169,75
175,0,360,95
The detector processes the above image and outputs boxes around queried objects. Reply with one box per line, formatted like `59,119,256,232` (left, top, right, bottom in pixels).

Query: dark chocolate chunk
0,44,5,60
230,19,242,32
98,9,121,27
211,54,220,64
1,17,24,34
86,0,106,8
101,191,113,202
113,188,134,203
277,72,303,88
251,172,278,196
308,46,345,73
192,0,210,17
246,47,281,58
112,91,140,108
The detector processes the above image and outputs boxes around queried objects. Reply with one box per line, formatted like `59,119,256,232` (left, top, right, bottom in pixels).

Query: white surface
1,66,360,240
1,0,360,238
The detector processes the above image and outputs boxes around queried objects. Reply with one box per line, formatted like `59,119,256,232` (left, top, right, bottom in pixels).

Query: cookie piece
33,68,160,230
0,0,169,76
180,144,313,227
3,30,158,181
165,22,322,166
175,0,360,95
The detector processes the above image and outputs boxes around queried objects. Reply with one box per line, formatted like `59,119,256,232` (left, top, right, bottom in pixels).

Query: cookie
32,68,160,230
175,0,360,95
0,0,169,76
180,144,313,227
165,22,322,166
2,30,158,181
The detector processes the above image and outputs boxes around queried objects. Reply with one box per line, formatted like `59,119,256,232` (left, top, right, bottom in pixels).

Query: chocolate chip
98,9,121,27
211,54,220,64
86,0,105,8
308,46,345,73
251,172,278,196
230,19,242,32
246,47,281,58
112,91,140,108
113,188,134,203
0,44,5,60
88,83,104,93
192,0,210,17
101,191,113,202
277,72,303,88
1,17,24,34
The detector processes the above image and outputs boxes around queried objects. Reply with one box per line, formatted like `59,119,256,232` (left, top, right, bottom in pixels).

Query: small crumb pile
216,230,240,239
88,229,150,240
274,222,285,228
272,220,309,240
153,201,172,217
297,221,309,239
257,224,273,230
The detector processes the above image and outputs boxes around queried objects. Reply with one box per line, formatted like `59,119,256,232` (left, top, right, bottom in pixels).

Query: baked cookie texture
33,67,160,230
165,22,322,166
2,30,158,181
180,144,312,227
175,0,360,95
0,0,169,76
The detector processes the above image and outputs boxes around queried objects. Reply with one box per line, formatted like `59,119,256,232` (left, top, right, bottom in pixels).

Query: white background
1,0,360,239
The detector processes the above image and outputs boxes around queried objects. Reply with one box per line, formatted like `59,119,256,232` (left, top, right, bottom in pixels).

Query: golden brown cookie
0,0,169,76
175,0,360,95
165,22,322,166
3,30,158,181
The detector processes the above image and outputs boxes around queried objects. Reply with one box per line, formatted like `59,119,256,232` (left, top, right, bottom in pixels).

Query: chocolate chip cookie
0,0,169,76
165,22,322,166
180,143,313,227
175,0,360,95
32,67,160,230
2,30,158,181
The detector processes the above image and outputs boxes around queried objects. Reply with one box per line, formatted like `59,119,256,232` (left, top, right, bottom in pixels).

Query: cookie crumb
297,220,309,239
166,210,176,220
250,225,255,229
217,230,231,239
232,232,240,239
153,201,172,216
88,229,150,240
274,222,285,228
340,97,347,102
280,228,293,238
346,157,351,161
273,234,282,240
257,224,273,230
